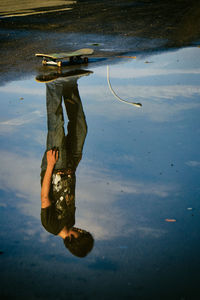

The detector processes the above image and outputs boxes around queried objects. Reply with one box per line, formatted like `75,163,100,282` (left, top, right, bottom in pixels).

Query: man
40,70,94,257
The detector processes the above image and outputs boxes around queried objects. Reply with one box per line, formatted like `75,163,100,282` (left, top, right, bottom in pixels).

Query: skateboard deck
35,48,94,67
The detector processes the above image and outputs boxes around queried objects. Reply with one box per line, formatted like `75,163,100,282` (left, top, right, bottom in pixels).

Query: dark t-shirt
41,203,75,235
41,171,76,235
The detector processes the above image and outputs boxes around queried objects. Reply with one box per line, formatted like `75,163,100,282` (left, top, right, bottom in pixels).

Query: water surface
0,46,200,299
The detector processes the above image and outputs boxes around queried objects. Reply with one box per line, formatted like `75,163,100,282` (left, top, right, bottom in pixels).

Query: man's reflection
40,70,94,257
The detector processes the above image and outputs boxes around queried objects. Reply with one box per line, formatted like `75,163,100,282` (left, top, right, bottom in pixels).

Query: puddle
0,46,200,298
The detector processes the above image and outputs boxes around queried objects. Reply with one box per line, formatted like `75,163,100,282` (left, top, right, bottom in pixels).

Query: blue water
0,46,200,299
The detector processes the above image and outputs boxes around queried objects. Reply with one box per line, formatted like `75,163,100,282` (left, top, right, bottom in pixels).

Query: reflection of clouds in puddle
0,110,43,127
102,47,200,79
0,79,45,134
81,46,200,123
0,47,198,244
82,83,200,101
81,83,200,123
0,149,177,241
33,129,46,146
96,66,200,79
0,151,41,218
138,227,167,238
110,154,136,164
186,161,200,167
107,85,200,100
0,84,44,96
39,231,50,243
75,163,177,240
126,226,167,239
21,228,38,240
138,98,200,123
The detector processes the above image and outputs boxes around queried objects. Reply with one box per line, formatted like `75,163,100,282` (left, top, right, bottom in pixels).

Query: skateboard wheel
70,57,74,63
42,59,47,65
83,57,88,63
73,56,79,63
57,61,62,67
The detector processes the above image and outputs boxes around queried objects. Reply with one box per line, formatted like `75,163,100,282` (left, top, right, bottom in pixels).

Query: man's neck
58,226,68,239
58,226,79,240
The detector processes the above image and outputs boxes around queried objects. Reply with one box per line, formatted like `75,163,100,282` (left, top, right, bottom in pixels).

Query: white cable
107,65,142,108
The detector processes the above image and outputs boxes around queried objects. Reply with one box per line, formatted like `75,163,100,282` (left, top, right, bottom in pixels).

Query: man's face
68,228,80,240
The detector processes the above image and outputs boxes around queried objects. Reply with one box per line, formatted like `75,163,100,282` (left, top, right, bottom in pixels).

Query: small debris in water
165,219,176,222
117,56,136,59
91,43,100,46
187,208,193,210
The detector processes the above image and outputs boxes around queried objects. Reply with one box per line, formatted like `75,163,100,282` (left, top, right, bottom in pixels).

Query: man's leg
41,81,67,173
63,80,87,170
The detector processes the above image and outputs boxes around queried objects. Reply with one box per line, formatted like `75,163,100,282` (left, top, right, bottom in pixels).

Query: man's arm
41,149,58,208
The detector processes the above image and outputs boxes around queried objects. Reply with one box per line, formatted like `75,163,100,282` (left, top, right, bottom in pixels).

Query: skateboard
35,48,94,67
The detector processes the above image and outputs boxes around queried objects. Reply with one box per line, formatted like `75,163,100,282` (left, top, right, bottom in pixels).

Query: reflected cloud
0,110,44,135
96,47,200,79
0,150,41,217
82,47,200,123
0,47,199,252
75,162,177,240
82,83,200,100
0,85,44,96
88,257,118,271
186,161,200,167
96,67,200,79
134,226,166,239
81,83,200,123
0,110,43,126
0,147,176,242
108,84,200,100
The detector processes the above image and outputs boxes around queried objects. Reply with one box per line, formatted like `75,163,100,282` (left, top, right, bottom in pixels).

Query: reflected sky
0,46,200,299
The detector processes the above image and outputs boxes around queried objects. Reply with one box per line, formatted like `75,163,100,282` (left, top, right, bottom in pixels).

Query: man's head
64,227,94,258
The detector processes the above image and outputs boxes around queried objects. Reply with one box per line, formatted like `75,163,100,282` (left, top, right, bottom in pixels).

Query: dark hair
64,227,94,258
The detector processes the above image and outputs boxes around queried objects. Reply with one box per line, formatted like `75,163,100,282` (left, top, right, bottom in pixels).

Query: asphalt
0,0,200,84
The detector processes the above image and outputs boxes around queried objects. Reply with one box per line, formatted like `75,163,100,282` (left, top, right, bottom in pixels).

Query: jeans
41,78,87,175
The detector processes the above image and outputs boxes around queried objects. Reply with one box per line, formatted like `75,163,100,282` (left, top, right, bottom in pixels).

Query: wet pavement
1,1,200,299
1,0,200,85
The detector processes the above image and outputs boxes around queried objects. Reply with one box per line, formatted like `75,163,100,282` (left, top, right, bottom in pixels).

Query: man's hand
47,149,59,169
